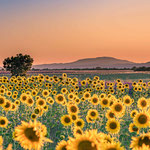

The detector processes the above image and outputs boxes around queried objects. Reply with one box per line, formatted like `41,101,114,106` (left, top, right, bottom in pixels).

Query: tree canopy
3,53,34,76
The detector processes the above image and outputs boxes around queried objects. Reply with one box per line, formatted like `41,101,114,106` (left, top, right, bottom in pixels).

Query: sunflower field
0,73,150,150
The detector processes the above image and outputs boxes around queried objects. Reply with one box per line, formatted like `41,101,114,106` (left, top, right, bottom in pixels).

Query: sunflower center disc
24,127,39,142
78,140,97,150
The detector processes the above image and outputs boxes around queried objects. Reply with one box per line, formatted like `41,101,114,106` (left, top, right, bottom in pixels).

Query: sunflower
91,95,99,105
34,107,41,115
31,90,37,96
26,97,34,107
20,93,28,103
3,100,12,111
31,113,37,120
68,104,79,114
14,120,53,150
0,116,8,128
87,109,98,120
133,111,150,128
130,110,138,118
102,134,114,144
106,110,116,119
15,100,20,105
100,97,110,108
84,129,104,144
0,136,3,146
42,90,49,97
68,93,74,100
0,96,6,107
83,92,91,100
81,80,86,86
7,91,12,97
111,102,125,117
67,133,101,150
61,115,72,126
46,97,54,105
106,119,120,134
74,119,85,128
71,114,78,122
123,95,133,106
61,88,68,94
129,123,139,134
11,103,17,111
55,94,66,104
43,105,48,112
56,140,68,150
137,97,148,110
75,98,80,105
130,133,150,149
36,98,46,107
103,141,124,150
86,116,96,124
73,127,83,137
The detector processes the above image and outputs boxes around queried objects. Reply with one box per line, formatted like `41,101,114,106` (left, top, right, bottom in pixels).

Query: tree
3,53,34,76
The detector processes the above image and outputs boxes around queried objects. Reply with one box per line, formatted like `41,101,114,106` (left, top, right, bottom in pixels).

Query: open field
0,73,150,149
0,70,150,81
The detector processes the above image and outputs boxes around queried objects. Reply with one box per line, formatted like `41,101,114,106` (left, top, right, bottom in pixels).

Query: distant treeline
31,67,131,71
132,66,150,71
31,66,150,71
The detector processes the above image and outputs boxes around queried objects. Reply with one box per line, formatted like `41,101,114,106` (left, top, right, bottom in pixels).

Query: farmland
0,72,150,150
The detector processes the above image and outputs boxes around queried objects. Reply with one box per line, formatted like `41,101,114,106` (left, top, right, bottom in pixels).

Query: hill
32,57,150,69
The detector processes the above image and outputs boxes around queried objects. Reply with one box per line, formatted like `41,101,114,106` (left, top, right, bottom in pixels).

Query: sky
0,0,150,66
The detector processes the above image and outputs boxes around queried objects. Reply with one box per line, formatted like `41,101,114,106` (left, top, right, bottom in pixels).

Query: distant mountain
32,57,150,69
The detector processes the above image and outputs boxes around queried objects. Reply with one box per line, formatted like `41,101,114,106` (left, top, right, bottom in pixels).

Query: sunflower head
106,119,120,134
134,111,150,128
130,133,150,149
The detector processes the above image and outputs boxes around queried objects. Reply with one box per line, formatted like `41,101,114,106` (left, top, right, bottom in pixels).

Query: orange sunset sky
0,0,150,66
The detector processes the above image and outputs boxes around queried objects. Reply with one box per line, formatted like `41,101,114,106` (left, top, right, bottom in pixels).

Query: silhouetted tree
3,53,33,76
